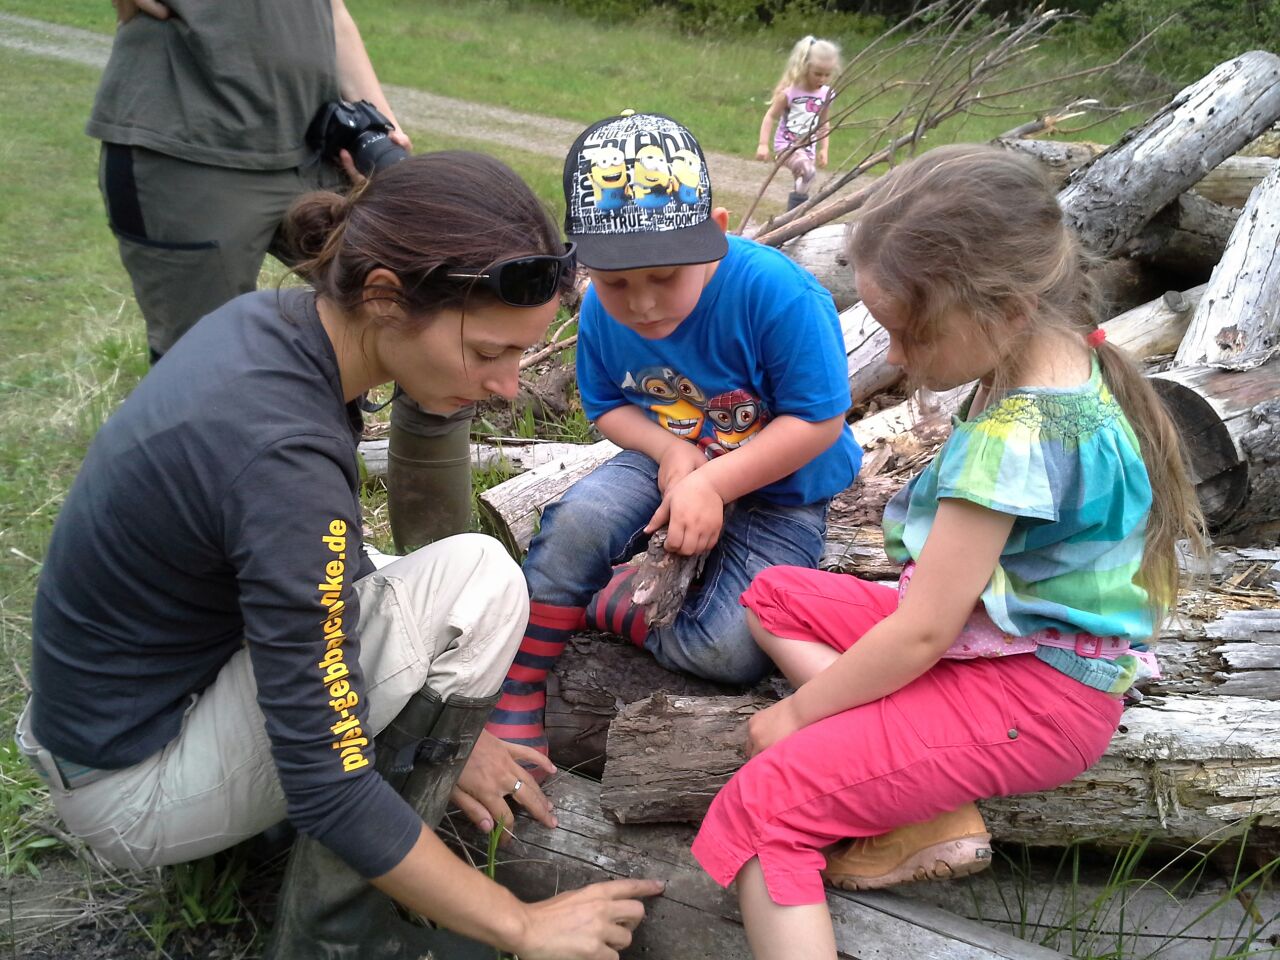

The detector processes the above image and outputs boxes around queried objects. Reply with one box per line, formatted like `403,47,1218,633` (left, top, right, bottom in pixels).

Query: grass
0,4,1270,958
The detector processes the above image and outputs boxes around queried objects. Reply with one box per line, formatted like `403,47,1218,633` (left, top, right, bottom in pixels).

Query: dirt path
0,12,790,208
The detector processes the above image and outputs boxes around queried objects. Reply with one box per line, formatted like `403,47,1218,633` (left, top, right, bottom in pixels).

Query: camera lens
351,131,408,176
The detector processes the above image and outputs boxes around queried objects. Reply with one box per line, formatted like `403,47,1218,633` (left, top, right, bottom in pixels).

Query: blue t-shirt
577,234,862,505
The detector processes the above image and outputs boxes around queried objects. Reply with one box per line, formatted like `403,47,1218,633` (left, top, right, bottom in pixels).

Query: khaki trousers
17,534,526,871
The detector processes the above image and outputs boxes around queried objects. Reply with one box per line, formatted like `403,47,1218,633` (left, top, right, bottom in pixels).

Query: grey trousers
98,143,345,357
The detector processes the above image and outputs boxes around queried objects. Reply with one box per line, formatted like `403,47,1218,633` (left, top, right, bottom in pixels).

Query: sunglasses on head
445,242,577,308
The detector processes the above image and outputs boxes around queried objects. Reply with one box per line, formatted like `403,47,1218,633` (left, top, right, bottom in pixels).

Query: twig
519,335,578,371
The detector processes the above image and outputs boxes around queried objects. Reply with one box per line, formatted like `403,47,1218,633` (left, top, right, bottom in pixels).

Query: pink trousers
690,566,1124,905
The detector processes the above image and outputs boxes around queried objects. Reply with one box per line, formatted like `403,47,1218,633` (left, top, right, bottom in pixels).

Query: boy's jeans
523,451,828,685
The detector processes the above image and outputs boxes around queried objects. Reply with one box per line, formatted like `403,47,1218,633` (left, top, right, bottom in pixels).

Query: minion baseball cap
563,111,727,271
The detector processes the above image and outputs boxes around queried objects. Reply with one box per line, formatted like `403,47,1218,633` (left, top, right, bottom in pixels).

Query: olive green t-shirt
86,0,340,170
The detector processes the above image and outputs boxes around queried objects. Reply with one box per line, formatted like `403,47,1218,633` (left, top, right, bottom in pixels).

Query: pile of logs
464,53,1280,947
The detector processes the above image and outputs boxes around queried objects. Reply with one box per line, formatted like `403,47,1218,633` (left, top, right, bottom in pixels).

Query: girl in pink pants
691,144,1206,960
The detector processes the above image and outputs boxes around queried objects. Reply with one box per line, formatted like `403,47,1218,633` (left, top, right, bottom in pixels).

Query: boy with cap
486,112,862,753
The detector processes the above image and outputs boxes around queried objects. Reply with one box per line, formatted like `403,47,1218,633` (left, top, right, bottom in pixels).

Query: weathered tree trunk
1102,284,1205,360
1000,137,1276,209
545,634,736,776
599,692,1280,859
1175,162,1280,370
1058,51,1280,256
482,775,1071,960
358,438,605,483
548,602,1280,780
842,301,902,407
1124,192,1240,279
783,222,859,310
475,439,618,553
1152,364,1280,533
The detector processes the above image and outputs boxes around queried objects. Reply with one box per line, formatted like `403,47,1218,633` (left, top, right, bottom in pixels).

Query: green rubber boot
266,688,500,960
386,397,474,554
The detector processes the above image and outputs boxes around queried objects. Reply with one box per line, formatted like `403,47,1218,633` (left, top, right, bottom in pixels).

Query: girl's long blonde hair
775,35,842,96
849,144,1206,619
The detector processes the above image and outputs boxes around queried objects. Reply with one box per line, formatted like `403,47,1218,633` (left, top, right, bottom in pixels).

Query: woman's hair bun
282,190,349,265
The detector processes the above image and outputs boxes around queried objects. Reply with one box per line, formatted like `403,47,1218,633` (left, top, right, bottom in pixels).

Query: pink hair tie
1086,328,1106,348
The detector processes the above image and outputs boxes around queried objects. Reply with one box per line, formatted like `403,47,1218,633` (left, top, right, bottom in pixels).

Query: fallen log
1058,51,1280,257
357,438,601,483
475,439,619,553
1124,192,1239,279
783,222,858,311
1151,364,1280,533
1000,138,1276,209
545,634,735,776
1101,285,1205,360
545,592,1280,777
1175,162,1280,371
474,773,1071,960
598,692,1280,859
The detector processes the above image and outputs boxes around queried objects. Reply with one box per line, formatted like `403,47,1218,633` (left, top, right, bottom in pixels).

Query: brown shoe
822,803,992,891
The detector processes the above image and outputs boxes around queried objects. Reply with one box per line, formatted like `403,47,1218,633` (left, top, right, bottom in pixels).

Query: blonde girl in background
691,144,1206,959
757,36,841,210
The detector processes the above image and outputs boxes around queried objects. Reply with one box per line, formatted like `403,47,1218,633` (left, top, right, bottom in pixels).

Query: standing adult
22,152,662,960
89,0,470,550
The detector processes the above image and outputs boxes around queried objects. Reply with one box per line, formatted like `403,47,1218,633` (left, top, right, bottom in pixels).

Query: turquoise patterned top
883,357,1155,645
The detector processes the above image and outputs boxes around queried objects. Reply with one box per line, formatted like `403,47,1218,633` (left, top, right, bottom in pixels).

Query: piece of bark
630,530,705,629
1058,51,1280,257
1175,162,1280,371
1151,364,1280,532
482,774,1070,960
599,692,1280,859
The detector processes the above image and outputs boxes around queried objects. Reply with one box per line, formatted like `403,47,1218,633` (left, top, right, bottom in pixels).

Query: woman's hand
645,470,724,556
656,440,706,494
114,0,170,23
747,697,804,758
514,879,666,960
451,730,557,841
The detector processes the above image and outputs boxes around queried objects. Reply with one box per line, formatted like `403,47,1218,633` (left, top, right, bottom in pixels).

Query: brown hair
849,143,1205,619
283,151,569,324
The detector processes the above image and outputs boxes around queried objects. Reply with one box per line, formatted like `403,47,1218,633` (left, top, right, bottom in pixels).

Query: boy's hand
646,471,724,555
657,441,707,494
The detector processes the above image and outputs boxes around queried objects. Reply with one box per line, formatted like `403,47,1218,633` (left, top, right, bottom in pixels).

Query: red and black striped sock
485,601,585,754
584,564,648,649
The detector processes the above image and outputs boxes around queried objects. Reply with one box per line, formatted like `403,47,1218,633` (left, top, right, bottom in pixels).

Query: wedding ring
512,779,524,794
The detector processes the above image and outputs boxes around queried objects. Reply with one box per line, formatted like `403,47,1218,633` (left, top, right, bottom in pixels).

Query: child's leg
784,149,817,195
486,452,662,751
738,858,838,960
692,655,1123,909
644,499,830,685
742,566,898,686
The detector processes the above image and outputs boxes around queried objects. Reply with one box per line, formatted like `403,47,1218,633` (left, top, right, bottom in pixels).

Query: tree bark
599,691,1280,859
1151,364,1280,532
1175,162,1280,371
1058,51,1280,257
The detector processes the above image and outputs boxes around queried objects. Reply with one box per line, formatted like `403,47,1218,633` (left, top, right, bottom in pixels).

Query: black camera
306,99,407,176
